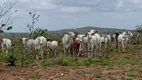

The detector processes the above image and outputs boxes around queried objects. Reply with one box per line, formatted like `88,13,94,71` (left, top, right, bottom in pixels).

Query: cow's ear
91,33,95,35
85,33,88,36
25,38,28,41
58,40,61,44
95,31,98,33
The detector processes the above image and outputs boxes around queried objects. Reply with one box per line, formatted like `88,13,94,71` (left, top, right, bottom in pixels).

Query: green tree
135,25,142,33
33,28,48,39
135,25,142,44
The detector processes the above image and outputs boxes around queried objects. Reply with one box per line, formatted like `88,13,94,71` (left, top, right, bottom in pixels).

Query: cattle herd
1,29,134,60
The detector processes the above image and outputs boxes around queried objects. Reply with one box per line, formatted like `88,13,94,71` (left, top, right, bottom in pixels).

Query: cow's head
22,37,28,47
69,32,75,38
47,41,51,48
38,38,44,45
87,31,95,39
75,34,85,43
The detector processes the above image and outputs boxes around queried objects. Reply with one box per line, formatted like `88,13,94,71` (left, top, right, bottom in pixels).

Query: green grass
95,73,102,78
107,76,117,80
28,73,41,79
127,73,137,78
0,37,142,67
38,55,142,67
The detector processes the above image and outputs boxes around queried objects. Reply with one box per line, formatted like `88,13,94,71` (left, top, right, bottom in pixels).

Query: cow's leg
92,45,95,57
90,44,94,57
28,47,31,54
36,51,39,60
6,49,8,54
118,42,121,52
35,48,39,60
87,43,91,57
5,46,8,54
68,46,71,57
40,48,44,60
116,39,118,49
96,45,100,56
105,42,107,49
122,41,125,53
2,48,5,53
99,43,102,54
98,44,101,56
77,45,81,57
23,47,26,53
63,46,66,54
54,49,57,57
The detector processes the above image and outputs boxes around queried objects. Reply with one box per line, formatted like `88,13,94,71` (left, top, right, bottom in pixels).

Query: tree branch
0,0,19,30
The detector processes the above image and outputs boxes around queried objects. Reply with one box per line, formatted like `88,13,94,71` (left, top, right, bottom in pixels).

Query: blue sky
1,0,142,32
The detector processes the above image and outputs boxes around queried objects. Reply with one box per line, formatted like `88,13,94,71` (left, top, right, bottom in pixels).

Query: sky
1,0,142,32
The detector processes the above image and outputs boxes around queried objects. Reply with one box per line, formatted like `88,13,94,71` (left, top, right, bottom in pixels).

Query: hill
2,26,135,37
50,26,134,34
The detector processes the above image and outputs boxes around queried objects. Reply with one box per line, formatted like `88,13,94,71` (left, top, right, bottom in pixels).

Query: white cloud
117,0,124,8
1,0,142,32
61,6,90,13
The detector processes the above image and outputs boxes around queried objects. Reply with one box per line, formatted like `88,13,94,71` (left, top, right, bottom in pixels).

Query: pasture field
0,37,142,80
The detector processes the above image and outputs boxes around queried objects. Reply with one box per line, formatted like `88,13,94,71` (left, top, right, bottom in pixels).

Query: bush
40,59,50,67
23,54,36,65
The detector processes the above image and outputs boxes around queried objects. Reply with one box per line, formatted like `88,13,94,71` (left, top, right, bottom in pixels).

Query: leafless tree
0,0,19,32
0,0,18,49
27,11,40,37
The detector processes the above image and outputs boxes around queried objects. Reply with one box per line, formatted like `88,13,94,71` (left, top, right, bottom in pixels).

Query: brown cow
73,40,80,57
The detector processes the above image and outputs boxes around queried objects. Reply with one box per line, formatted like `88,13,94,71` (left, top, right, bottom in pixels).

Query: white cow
106,34,111,43
100,34,105,49
112,34,116,43
127,31,133,43
1,38,12,53
34,36,47,60
87,30,97,51
62,32,75,54
117,32,128,52
87,30,101,56
75,31,96,56
103,34,111,48
89,33,101,56
75,34,86,56
127,31,133,39
22,37,35,53
47,40,58,56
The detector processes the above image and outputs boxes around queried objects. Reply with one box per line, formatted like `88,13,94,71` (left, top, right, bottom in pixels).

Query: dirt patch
0,52,142,80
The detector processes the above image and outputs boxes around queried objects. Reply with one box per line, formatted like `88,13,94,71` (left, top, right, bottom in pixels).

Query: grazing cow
22,37,35,53
1,38,12,53
117,32,128,52
47,40,58,56
34,36,47,60
62,32,75,54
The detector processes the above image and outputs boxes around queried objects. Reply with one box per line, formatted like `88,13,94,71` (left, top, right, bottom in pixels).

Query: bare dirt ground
0,52,142,80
